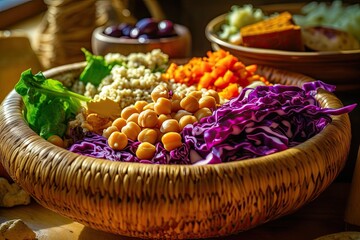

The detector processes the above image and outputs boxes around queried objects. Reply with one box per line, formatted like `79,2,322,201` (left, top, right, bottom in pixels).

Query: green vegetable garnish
79,48,114,87
15,69,91,139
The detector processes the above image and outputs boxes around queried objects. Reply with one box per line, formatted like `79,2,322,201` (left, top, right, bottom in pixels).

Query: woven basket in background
35,0,164,69
0,64,352,239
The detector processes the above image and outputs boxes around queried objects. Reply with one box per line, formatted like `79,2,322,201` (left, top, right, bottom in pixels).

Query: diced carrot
219,83,239,99
212,65,227,78
200,61,212,73
223,70,237,83
198,72,213,90
162,49,271,101
245,64,257,73
215,55,237,69
214,77,225,89
231,61,246,71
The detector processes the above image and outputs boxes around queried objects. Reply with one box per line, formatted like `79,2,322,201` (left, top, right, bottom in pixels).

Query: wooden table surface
0,182,357,240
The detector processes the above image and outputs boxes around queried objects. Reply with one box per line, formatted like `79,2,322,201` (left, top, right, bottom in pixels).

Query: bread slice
240,12,304,51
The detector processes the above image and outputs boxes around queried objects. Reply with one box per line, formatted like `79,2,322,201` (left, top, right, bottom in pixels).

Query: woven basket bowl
0,63,352,239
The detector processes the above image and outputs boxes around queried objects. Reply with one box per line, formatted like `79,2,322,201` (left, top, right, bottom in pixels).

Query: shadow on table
79,227,138,240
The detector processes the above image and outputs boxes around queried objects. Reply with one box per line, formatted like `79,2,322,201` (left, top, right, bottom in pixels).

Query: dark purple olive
157,20,177,37
158,20,174,33
103,25,122,38
119,24,133,37
129,27,140,38
135,18,159,36
103,18,179,40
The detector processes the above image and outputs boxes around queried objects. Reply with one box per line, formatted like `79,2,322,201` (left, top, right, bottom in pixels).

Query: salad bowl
0,62,352,239
205,3,360,91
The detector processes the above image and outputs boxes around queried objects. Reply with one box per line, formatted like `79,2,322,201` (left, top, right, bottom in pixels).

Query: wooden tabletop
0,182,356,240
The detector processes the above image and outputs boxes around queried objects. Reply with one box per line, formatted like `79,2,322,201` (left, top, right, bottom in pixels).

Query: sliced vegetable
182,81,357,165
15,69,91,139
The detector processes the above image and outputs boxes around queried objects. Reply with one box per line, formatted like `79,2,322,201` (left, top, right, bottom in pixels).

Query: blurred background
1,0,359,68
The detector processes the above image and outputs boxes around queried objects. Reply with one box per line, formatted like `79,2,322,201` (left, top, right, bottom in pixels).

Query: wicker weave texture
0,64,351,239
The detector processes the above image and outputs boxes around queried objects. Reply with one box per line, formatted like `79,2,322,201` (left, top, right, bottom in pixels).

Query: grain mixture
71,49,196,110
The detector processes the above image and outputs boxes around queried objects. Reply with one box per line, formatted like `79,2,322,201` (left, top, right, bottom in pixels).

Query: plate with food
0,49,356,238
205,1,360,90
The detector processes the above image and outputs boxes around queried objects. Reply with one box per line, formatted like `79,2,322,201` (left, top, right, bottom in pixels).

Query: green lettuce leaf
79,48,114,86
15,69,91,139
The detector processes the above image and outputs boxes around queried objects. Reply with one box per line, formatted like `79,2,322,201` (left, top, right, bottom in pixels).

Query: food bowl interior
205,3,360,90
0,61,352,239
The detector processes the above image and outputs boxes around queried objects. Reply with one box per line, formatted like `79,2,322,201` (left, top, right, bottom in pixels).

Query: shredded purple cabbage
68,81,356,165
183,81,356,165
68,132,191,164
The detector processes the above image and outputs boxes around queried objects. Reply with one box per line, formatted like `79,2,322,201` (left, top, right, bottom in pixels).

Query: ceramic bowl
92,24,192,58
205,3,360,91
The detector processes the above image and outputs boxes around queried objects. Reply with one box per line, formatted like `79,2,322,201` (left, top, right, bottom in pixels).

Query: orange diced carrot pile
162,49,270,100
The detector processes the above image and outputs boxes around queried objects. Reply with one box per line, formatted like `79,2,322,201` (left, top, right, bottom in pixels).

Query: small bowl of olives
92,18,192,58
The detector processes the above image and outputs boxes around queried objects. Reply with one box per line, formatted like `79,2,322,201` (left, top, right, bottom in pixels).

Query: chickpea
47,135,64,148
112,118,127,131
151,85,169,102
138,109,158,128
188,91,202,101
194,107,212,120
143,102,155,111
172,93,184,100
204,89,220,104
157,114,171,128
199,96,217,109
155,128,164,142
173,110,192,122
154,97,172,115
121,122,141,140
179,115,198,130
108,131,128,150
103,125,119,139
121,106,138,120
171,99,182,112
180,95,199,113
136,142,156,160
161,132,182,151
127,113,139,124
134,100,148,112
160,119,181,133
138,128,158,144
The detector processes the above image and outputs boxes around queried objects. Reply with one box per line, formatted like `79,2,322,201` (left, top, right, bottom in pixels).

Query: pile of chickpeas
102,85,220,160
